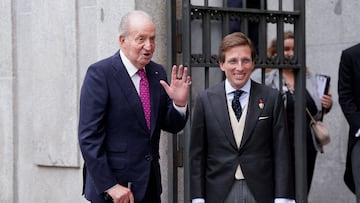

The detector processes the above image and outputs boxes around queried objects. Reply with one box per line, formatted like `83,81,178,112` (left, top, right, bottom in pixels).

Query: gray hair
118,10,152,37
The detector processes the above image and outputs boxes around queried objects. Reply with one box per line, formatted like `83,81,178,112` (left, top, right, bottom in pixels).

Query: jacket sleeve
189,93,206,200
338,50,360,131
78,65,117,195
272,91,295,199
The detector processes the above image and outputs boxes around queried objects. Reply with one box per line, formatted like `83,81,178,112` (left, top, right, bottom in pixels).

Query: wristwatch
103,192,113,201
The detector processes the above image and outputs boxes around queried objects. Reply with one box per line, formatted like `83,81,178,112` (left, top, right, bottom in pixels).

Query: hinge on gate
176,19,182,54
175,19,184,167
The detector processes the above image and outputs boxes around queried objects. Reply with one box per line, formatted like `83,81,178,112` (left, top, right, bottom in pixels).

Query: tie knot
138,69,146,79
233,90,243,99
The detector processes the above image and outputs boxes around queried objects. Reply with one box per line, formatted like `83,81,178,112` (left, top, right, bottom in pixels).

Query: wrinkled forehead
130,15,155,29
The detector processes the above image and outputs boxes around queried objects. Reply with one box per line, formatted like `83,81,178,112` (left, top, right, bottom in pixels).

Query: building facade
0,0,359,202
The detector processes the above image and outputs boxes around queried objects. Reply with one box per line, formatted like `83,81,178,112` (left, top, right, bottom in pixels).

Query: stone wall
0,0,15,202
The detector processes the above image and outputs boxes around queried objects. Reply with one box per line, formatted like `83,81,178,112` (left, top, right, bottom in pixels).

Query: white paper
316,74,329,99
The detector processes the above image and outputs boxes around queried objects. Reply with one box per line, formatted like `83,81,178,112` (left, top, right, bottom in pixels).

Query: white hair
118,10,153,37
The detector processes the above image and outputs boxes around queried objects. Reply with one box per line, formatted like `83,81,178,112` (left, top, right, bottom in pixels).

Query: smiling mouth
234,72,245,78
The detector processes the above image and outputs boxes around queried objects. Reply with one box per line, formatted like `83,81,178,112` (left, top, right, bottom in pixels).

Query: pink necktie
138,69,151,130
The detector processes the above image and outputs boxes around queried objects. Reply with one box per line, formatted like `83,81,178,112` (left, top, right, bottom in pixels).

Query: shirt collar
225,79,251,95
119,50,143,77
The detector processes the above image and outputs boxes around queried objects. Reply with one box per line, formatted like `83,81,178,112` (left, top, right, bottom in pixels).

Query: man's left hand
160,65,191,107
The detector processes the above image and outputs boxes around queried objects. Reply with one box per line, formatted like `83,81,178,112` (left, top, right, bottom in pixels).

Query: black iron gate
167,0,307,202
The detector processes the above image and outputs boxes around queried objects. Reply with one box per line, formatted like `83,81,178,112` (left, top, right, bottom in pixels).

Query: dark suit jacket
190,80,294,203
338,43,360,194
78,51,187,202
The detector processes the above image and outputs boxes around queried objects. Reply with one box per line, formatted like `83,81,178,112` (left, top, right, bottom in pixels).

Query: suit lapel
110,53,149,132
145,64,161,135
241,81,266,147
208,82,238,149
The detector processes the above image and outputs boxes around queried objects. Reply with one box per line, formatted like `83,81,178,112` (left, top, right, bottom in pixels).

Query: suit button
145,154,153,161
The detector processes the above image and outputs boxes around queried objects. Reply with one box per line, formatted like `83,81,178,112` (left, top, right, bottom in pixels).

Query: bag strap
305,108,317,123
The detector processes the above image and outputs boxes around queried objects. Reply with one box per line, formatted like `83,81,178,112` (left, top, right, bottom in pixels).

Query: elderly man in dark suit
338,43,360,203
190,32,294,203
78,10,191,203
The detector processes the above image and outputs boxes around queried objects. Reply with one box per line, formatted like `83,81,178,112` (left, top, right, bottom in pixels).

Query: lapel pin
259,98,264,109
155,71,158,75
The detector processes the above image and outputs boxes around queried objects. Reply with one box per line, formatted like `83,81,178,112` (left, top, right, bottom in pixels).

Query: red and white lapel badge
258,98,264,109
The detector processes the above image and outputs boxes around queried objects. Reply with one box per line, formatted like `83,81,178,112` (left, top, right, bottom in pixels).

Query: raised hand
160,65,191,107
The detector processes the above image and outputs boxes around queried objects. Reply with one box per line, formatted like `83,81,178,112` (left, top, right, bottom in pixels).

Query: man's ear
219,62,225,71
119,35,125,45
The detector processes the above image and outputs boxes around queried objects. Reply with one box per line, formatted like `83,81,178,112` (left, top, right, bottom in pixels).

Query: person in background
265,31,333,195
78,10,191,203
190,32,294,203
338,43,360,203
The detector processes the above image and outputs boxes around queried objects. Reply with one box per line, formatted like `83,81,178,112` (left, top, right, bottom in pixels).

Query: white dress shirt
356,128,360,137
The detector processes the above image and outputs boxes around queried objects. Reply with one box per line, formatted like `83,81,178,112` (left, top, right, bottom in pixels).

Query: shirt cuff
355,128,360,137
192,197,295,203
173,102,187,117
274,198,296,203
105,184,117,193
192,198,205,203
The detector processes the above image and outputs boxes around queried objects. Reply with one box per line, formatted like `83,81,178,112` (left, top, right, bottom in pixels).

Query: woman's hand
321,93,332,110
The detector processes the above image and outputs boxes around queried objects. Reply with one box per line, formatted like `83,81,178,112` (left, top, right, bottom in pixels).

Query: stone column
0,0,14,202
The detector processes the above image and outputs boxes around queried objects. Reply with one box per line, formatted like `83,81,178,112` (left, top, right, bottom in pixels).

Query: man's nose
234,63,245,71
286,50,294,57
144,39,152,50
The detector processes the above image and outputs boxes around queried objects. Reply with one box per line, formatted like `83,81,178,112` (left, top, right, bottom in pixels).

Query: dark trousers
139,166,161,203
352,139,360,203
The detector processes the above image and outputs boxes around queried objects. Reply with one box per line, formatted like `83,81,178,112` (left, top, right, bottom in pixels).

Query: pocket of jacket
258,116,270,120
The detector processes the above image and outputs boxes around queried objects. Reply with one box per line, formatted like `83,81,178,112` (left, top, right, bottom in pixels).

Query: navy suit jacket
338,43,360,194
190,81,294,203
78,51,187,202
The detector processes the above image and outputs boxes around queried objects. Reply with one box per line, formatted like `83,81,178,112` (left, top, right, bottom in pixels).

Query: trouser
139,166,161,203
224,180,257,203
352,139,360,203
